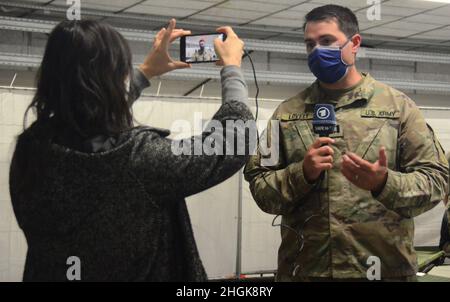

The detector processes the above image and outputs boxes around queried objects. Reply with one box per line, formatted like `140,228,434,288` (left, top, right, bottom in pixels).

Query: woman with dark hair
9,18,253,281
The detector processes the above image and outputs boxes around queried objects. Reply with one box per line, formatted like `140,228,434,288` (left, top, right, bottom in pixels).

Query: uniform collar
304,73,375,109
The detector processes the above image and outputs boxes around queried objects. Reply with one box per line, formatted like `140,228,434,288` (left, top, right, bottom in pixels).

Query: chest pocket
279,108,400,171
280,120,315,163
344,109,400,170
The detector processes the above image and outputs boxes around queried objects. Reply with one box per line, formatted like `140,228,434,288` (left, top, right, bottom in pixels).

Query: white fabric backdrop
0,88,448,281
0,88,33,282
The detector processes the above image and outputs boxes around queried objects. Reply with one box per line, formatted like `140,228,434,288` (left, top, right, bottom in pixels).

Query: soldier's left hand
341,147,388,195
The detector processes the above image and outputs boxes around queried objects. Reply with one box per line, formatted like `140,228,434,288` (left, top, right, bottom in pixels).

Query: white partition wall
0,89,246,281
0,87,449,281
133,96,241,279
0,88,33,282
422,109,450,152
240,102,280,275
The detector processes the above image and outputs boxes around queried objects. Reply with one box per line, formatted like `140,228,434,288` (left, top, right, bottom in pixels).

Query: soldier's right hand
214,26,244,67
303,137,335,183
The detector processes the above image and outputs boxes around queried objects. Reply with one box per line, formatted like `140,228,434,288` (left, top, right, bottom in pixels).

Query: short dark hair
303,4,360,37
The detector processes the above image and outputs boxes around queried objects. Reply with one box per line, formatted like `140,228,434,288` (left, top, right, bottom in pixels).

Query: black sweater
9,66,253,281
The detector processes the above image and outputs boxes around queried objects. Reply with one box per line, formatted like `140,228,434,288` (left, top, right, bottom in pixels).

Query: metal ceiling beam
0,52,41,68
3,85,450,110
0,16,450,64
1,52,449,94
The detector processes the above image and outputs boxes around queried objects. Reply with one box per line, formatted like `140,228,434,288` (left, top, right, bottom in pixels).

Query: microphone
312,104,337,137
312,104,337,182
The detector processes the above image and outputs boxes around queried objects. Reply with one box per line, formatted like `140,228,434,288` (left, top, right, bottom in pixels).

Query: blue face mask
307,39,354,84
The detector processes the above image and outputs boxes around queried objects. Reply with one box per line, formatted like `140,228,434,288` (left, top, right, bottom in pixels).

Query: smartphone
180,33,226,64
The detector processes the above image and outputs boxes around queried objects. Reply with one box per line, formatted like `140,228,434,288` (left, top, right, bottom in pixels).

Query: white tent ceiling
1,0,449,52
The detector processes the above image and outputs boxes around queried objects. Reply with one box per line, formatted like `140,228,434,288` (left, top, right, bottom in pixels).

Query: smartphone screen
180,33,225,63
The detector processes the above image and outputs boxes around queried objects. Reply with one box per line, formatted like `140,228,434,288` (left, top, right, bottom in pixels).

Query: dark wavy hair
25,19,134,138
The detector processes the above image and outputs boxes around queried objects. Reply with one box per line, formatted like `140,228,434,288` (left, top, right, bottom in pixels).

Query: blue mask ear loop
338,38,355,81
339,38,355,67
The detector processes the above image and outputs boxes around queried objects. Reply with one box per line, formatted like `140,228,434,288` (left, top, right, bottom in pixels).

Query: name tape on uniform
360,109,400,119
279,113,314,121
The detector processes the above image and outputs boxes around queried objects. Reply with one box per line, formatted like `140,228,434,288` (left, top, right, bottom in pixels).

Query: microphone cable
243,49,259,121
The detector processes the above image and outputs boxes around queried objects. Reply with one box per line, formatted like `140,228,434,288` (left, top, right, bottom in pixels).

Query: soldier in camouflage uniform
244,5,449,281
193,39,215,62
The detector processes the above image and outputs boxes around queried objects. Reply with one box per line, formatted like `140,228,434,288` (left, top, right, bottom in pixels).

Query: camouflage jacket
193,48,215,62
244,73,449,280
446,153,450,239
447,152,450,204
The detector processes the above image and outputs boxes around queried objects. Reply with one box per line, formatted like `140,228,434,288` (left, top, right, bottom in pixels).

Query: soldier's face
199,41,205,48
304,19,360,65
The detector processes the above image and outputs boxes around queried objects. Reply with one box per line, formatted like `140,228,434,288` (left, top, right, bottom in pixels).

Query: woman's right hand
139,18,191,80
214,26,244,67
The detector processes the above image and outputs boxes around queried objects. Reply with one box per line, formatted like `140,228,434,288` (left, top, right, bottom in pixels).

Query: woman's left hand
139,18,191,79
